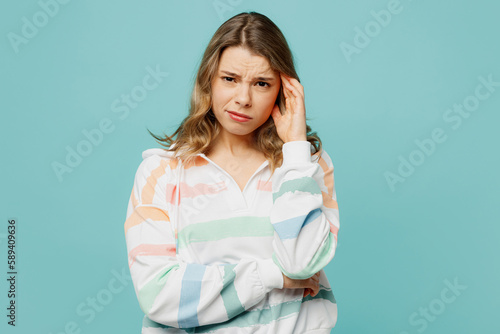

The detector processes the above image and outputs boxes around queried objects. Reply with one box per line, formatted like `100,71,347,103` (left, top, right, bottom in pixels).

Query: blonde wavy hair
148,11,322,175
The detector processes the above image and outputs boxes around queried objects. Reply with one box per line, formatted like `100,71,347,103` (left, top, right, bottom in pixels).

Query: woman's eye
221,77,269,87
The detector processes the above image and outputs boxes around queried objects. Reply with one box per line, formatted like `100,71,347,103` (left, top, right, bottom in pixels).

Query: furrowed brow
220,70,275,81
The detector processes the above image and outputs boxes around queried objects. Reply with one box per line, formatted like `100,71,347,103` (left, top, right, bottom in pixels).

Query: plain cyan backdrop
1,0,499,333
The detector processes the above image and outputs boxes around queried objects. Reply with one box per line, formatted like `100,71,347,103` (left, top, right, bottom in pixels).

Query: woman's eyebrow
220,70,276,81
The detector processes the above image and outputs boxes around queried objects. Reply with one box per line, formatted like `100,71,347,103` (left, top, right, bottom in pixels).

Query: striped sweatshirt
124,140,340,333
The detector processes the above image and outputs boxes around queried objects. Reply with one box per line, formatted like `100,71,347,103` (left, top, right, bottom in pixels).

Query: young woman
124,11,340,333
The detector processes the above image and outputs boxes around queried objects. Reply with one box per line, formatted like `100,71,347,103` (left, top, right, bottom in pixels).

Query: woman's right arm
124,155,284,329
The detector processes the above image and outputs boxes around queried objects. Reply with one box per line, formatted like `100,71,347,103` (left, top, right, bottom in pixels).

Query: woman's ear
275,87,283,105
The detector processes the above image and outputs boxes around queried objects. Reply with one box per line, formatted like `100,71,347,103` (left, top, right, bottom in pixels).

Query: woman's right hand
282,271,321,297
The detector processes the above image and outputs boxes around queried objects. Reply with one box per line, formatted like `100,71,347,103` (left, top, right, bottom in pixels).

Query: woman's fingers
281,74,304,98
282,272,321,296
281,78,298,121
310,273,321,297
281,74,295,101
282,79,290,98
303,281,319,298
282,80,293,110
309,279,319,297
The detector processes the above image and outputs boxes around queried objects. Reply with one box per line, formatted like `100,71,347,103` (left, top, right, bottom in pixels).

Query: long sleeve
270,141,340,280
124,154,284,329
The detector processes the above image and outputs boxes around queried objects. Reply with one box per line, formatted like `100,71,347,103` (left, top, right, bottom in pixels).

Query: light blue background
1,0,499,333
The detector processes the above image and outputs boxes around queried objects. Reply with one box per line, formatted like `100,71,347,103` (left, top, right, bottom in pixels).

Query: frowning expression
210,46,281,137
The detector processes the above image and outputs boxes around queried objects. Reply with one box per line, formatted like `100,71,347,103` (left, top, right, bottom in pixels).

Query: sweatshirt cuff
258,258,284,290
282,141,312,165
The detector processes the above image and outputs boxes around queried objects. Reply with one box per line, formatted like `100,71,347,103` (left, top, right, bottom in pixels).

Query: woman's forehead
218,52,277,78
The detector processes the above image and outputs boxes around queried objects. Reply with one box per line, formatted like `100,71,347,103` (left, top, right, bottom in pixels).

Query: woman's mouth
227,111,252,122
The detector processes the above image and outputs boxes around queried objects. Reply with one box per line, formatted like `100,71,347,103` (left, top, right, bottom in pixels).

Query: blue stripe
178,263,206,328
143,286,336,332
273,208,322,239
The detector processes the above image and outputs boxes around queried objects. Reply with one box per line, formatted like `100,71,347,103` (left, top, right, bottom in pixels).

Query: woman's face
210,46,281,139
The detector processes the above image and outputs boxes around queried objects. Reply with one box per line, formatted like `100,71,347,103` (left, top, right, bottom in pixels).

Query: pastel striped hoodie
124,140,340,333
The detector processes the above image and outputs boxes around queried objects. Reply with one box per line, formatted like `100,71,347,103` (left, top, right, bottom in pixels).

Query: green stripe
138,263,180,314
143,315,190,332
221,265,245,319
143,290,335,332
303,286,337,304
272,176,321,203
178,216,274,249
272,232,335,280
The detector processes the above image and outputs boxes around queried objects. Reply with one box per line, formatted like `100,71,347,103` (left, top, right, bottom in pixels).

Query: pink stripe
256,180,272,192
165,181,228,205
327,218,339,241
128,244,176,268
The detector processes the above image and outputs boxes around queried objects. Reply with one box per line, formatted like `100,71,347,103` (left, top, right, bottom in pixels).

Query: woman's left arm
269,141,340,280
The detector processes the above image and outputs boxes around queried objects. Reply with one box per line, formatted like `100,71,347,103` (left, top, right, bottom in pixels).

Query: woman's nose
235,85,251,107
